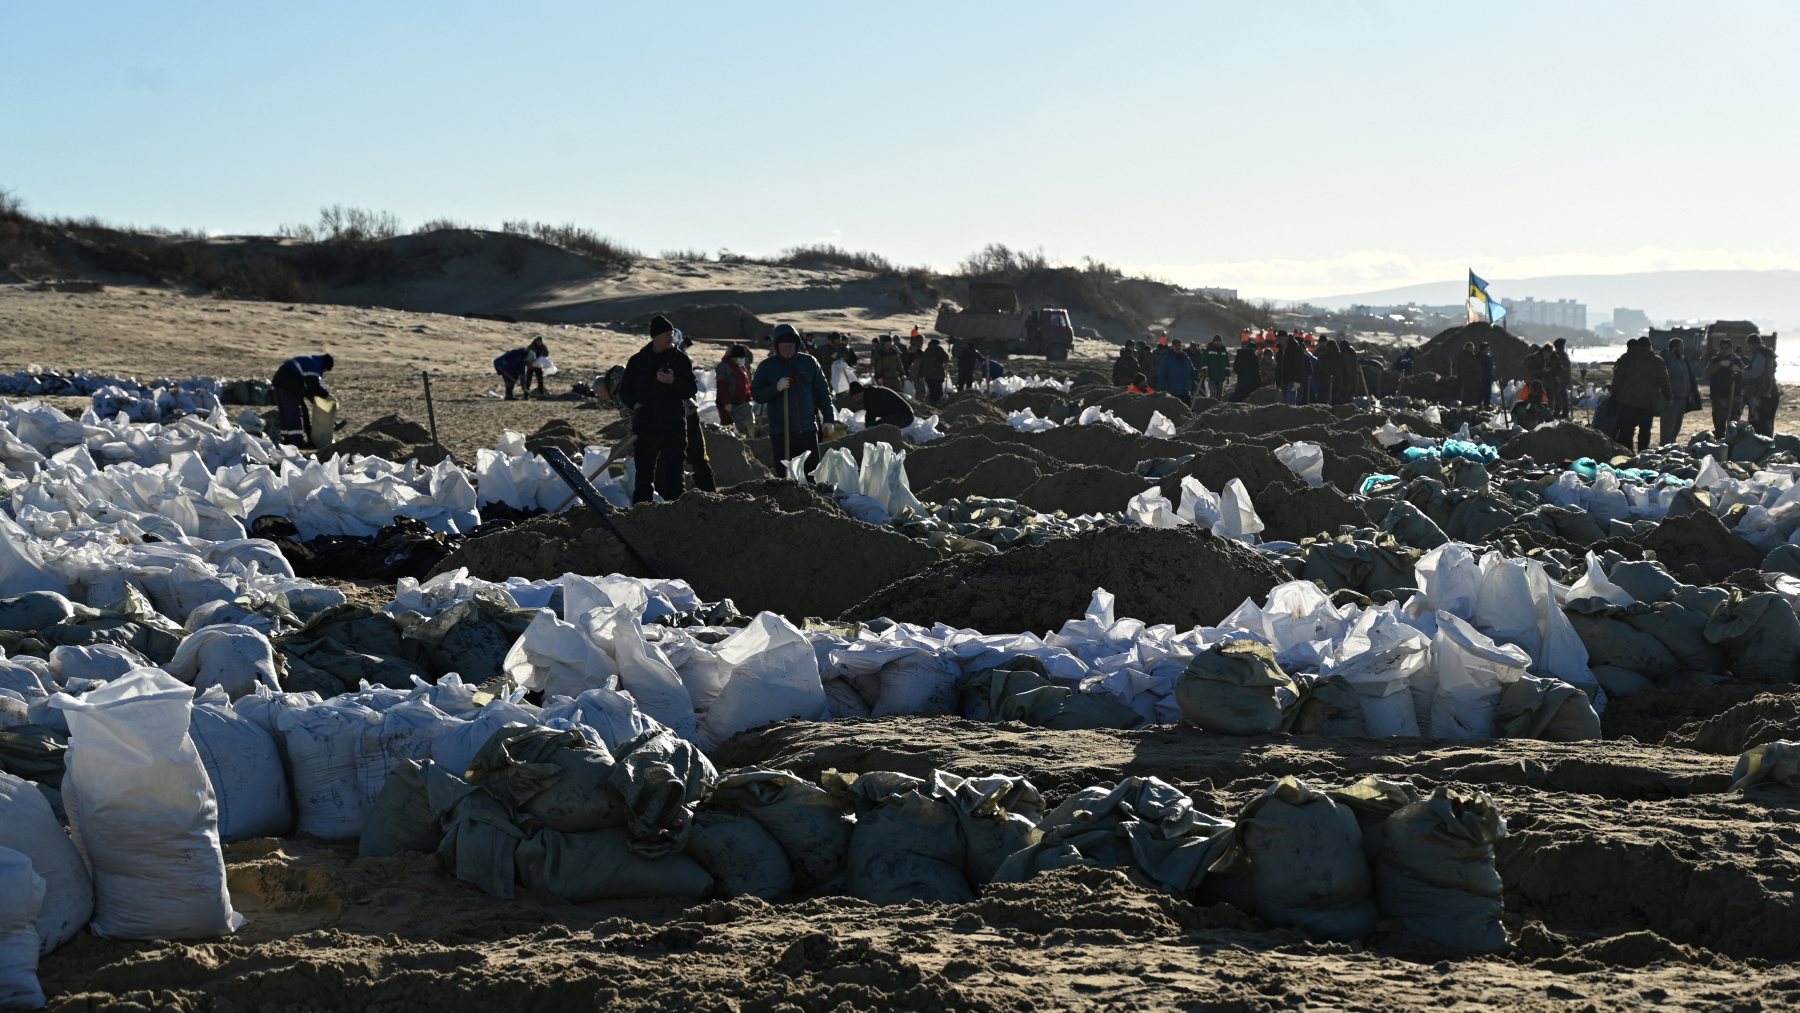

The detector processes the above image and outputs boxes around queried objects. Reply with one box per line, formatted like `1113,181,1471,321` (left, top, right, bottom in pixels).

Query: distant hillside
1309,269,1800,332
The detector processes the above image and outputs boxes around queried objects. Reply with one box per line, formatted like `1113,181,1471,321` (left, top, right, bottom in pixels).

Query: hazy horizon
5,1,1797,302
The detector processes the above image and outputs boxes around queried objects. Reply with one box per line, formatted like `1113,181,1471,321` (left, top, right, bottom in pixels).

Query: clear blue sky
4,1,1797,299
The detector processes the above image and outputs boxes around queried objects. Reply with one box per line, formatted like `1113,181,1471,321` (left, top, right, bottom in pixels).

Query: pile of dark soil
1082,391,1193,431
523,418,588,459
1251,476,1371,542
1412,321,1536,381
1157,444,1293,502
1016,465,1148,516
1187,402,1343,436
1499,421,1627,464
917,453,1045,503
1028,424,1180,469
1632,510,1766,583
1600,682,1776,745
931,397,1008,427
903,435,1064,490
1663,690,1800,755
841,526,1288,633
994,389,1070,419
325,413,449,466
435,491,941,620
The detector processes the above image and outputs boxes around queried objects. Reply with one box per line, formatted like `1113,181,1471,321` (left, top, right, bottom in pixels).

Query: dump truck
933,282,1074,360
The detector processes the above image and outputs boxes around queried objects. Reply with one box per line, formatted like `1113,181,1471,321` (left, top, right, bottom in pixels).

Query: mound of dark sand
1632,510,1765,583
994,389,1070,419
1188,402,1342,436
931,398,1009,428
903,436,1065,490
917,453,1045,503
1599,682,1776,745
1251,476,1372,542
1413,321,1534,380
1157,444,1293,502
1016,465,1149,516
1499,421,1628,464
841,526,1288,634
1082,391,1194,431
326,414,450,466
622,303,768,341
1028,424,1184,469
436,491,941,619
523,418,589,459
1663,690,1800,755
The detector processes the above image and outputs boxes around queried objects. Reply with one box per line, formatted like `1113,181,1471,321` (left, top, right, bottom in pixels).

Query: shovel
538,446,672,579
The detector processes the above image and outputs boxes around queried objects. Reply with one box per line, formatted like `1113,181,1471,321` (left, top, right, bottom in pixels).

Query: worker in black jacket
272,353,334,446
845,380,915,431
615,314,698,503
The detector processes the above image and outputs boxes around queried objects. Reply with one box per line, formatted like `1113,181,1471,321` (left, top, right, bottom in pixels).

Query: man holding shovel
617,314,698,503
752,323,833,476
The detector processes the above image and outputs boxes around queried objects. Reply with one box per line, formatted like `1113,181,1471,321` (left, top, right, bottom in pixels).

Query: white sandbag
277,699,382,840
828,642,960,718
1176,476,1222,529
190,687,291,841
1145,411,1177,440
356,699,458,817
163,623,280,699
1428,614,1530,739
429,702,536,777
1472,554,1598,699
49,669,241,939
583,607,697,741
1331,611,1429,737
502,610,618,700
0,514,67,598
1274,441,1325,488
1566,552,1634,608
0,771,92,955
1214,477,1263,542
1126,487,1183,528
812,448,858,491
539,687,664,755
698,613,827,750
0,847,44,1009
857,442,926,519
1414,543,1481,620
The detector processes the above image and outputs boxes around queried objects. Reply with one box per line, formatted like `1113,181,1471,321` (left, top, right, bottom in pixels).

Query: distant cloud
1137,248,1800,301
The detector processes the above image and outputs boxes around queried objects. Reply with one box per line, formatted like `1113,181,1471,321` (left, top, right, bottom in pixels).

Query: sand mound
1634,510,1765,583
994,389,1070,419
1663,690,1800,755
326,413,450,466
932,397,1009,427
436,491,940,620
842,526,1288,634
903,435,1064,490
1017,465,1148,516
918,453,1045,503
1252,477,1372,542
1500,421,1627,464
1599,682,1775,744
1187,402,1341,436
523,418,588,458
1413,321,1536,380
622,303,768,342
1157,444,1293,502
1083,391,1194,431
1028,424,1180,470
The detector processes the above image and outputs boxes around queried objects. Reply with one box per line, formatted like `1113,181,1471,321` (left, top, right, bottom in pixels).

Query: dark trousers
632,427,688,503
686,412,716,492
1552,382,1571,418
769,428,821,477
275,389,310,446
926,379,945,406
1712,392,1734,435
1614,405,1654,452
499,371,521,400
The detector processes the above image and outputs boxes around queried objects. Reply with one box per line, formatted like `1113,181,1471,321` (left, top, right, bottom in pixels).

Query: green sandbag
1379,501,1447,550
1495,674,1601,741
683,810,794,900
708,768,852,888
0,592,74,634
1230,776,1377,941
1606,560,1680,603
1175,640,1298,735
466,726,620,833
360,759,438,858
1446,496,1516,543
606,728,716,856
993,776,1232,898
0,726,65,789
1730,740,1800,790
958,664,1140,731
1290,675,1367,736
436,788,525,899
517,826,712,902
1565,611,1679,679
1705,592,1800,682
839,772,971,905
1370,785,1508,954
933,771,1043,884
1621,603,1726,673
38,593,185,665
402,592,534,684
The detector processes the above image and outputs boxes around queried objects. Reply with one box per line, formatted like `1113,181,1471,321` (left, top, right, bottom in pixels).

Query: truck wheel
1046,346,1069,361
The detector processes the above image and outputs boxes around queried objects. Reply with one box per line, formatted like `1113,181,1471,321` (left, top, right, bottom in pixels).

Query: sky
4,1,1798,301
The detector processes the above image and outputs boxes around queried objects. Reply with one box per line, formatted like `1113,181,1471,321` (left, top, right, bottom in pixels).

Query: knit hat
650,314,674,338
772,324,800,347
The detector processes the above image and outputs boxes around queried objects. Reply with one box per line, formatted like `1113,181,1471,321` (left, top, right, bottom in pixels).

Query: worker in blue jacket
751,324,833,475
493,345,538,401
271,353,334,446
1156,339,1196,404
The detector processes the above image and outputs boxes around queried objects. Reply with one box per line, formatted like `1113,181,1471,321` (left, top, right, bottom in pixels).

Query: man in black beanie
616,314,699,503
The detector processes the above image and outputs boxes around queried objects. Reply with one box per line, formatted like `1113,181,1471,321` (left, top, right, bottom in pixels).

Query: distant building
1613,308,1653,336
1500,297,1587,330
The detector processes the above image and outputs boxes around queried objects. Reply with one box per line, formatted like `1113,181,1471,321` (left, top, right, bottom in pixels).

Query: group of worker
1114,331,1368,406
1601,334,1779,451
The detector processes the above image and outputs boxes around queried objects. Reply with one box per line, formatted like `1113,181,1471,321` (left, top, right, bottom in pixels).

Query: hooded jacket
752,350,833,436
1611,344,1671,411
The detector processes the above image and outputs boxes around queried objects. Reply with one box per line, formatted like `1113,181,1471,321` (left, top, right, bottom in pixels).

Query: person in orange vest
1127,373,1155,394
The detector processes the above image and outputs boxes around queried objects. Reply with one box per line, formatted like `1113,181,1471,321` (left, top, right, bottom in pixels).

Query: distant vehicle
932,282,1074,360
1704,320,1773,355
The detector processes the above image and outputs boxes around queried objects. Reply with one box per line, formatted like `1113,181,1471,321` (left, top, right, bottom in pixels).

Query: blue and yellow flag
1466,270,1507,325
